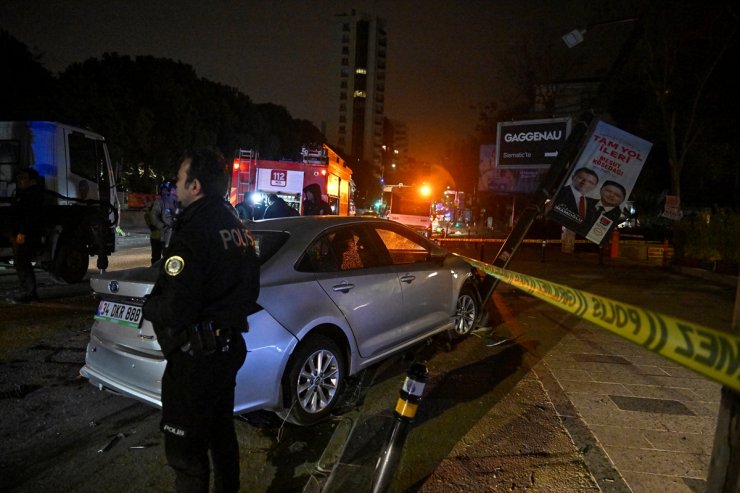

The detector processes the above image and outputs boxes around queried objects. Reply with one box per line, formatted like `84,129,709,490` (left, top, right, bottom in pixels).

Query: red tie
578,195,585,218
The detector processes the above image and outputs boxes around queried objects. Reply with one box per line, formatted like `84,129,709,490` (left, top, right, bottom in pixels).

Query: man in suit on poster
550,167,599,234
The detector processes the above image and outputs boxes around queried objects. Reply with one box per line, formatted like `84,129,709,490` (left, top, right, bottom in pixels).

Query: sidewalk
322,247,735,493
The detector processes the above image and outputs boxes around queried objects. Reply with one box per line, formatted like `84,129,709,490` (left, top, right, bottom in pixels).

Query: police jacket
142,196,260,357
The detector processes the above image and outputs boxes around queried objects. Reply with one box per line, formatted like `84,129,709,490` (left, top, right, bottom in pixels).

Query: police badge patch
164,256,185,276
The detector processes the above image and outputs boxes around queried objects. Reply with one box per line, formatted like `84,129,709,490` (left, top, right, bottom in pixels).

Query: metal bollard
370,363,428,493
540,239,547,262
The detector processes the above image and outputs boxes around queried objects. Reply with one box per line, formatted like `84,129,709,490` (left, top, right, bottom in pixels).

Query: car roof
246,215,398,236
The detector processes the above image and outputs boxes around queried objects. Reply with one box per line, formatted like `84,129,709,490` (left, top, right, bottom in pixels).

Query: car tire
52,241,89,283
453,285,479,335
277,334,346,426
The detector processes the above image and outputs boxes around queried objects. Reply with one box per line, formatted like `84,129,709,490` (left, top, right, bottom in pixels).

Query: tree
54,53,325,191
636,1,739,200
0,29,56,120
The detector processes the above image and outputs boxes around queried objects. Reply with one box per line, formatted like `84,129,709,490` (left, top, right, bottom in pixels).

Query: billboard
549,120,652,244
478,145,548,194
496,117,571,169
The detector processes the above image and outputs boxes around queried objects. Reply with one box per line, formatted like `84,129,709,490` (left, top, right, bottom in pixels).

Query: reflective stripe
395,399,418,418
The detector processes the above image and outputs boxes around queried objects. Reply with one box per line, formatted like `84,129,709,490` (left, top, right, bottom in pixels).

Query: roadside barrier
458,254,740,393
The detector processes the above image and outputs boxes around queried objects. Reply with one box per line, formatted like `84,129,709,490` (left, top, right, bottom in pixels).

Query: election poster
549,120,652,245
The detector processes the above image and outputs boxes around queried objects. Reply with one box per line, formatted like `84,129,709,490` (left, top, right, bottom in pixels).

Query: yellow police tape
459,255,740,393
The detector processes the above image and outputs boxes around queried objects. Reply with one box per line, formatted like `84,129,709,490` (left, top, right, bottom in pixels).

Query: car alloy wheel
279,334,345,426
453,286,479,335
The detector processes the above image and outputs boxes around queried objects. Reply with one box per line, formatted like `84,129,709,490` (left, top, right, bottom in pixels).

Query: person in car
142,148,260,493
6,168,45,304
331,229,363,270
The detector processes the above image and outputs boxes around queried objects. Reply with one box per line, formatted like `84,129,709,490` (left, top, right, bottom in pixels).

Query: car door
369,223,454,339
307,226,404,359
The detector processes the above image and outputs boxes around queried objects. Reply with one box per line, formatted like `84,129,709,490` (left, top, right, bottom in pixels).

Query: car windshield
250,231,289,265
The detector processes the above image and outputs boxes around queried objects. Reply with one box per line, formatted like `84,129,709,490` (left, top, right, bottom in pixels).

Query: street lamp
561,16,642,112
561,17,640,48
561,28,586,48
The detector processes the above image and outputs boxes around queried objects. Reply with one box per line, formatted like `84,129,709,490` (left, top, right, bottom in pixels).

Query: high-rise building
381,117,409,184
325,11,387,198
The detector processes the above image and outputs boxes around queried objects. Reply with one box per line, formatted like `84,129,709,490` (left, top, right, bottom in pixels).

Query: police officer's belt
180,321,234,356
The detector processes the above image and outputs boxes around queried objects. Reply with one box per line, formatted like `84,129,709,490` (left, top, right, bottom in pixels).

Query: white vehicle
382,184,432,234
0,121,120,282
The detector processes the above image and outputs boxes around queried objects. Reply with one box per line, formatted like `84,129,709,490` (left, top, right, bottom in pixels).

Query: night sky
1,0,609,165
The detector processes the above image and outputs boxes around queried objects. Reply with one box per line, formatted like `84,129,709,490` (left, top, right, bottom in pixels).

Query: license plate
94,300,143,329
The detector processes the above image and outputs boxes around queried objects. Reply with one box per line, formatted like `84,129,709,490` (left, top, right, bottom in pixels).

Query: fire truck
229,144,353,217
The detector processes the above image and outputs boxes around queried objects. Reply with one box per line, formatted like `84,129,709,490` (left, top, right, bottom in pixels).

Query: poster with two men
549,120,653,244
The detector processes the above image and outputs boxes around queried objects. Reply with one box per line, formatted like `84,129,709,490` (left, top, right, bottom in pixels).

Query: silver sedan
80,216,483,425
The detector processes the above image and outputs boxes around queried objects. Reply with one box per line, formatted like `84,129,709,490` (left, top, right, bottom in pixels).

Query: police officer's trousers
160,335,246,493
13,243,37,296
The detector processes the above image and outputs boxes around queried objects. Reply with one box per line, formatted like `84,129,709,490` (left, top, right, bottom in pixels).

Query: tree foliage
0,33,325,193
0,29,56,120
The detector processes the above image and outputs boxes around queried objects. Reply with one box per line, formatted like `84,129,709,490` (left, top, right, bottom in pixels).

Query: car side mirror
428,250,448,263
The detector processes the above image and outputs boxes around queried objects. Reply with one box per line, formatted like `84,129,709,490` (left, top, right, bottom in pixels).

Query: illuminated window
353,90,367,98
355,68,367,75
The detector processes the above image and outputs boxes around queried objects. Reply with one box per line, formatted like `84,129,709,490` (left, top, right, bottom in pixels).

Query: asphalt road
0,237,736,492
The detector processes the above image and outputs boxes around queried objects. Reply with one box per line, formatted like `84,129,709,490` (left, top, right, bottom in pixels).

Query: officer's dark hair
181,148,228,197
573,167,598,183
601,180,626,197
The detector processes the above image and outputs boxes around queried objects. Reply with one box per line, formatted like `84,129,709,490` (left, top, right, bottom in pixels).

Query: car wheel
453,285,479,335
277,334,346,426
52,241,89,283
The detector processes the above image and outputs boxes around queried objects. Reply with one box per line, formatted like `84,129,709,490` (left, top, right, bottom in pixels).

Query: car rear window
250,231,289,265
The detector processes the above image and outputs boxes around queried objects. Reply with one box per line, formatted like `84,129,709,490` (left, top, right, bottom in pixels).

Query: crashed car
80,216,482,425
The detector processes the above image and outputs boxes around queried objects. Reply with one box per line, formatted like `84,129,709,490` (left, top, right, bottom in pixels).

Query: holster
181,321,232,357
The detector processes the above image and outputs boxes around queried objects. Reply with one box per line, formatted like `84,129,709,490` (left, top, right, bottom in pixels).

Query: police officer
142,149,260,493
7,168,45,304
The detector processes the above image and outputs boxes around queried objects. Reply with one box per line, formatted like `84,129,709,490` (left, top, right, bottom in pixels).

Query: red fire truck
229,144,353,217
